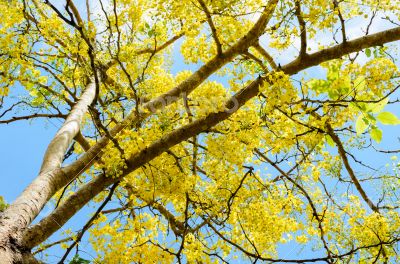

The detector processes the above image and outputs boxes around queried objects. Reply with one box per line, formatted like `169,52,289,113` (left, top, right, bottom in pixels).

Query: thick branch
66,0,83,26
253,42,278,70
39,82,96,173
283,26,400,75
295,0,307,56
74,130,91,151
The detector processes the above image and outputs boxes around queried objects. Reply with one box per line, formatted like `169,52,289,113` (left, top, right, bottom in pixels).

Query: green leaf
356,115,369,135
327,61,341,81
348,102,359,112
340,76,352,93
26,82,34,89
367,98,389,114
38,76,47,85
69,254,90,264
325,135,335,147
328,90,339,99
373,49,378,58
376,111,400,125
148,29,154,37
0,196,8,212
29,89,38,97
353,76,365,91
370,128,382,143
365,48,371,57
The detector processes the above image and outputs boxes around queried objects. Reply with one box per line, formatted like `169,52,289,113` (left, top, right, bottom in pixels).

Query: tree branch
295,0,307,56
57,182,119,263
0,113,66,125
252,42,278,70
284,26,400,75
197,0,223,55
326,125,379,212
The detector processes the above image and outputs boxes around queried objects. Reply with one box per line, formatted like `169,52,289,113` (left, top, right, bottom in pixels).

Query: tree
0,0,400,262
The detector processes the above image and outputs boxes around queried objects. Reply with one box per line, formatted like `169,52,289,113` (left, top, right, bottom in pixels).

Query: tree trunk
0,228,41,263
0,83,96,263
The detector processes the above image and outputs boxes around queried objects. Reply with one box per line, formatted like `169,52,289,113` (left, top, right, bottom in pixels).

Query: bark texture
0,82,96,263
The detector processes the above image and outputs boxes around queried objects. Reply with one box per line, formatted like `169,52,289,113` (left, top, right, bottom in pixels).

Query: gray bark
0,82,96,262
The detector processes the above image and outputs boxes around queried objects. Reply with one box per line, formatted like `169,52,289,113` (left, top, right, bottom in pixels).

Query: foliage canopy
0,0,400,263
